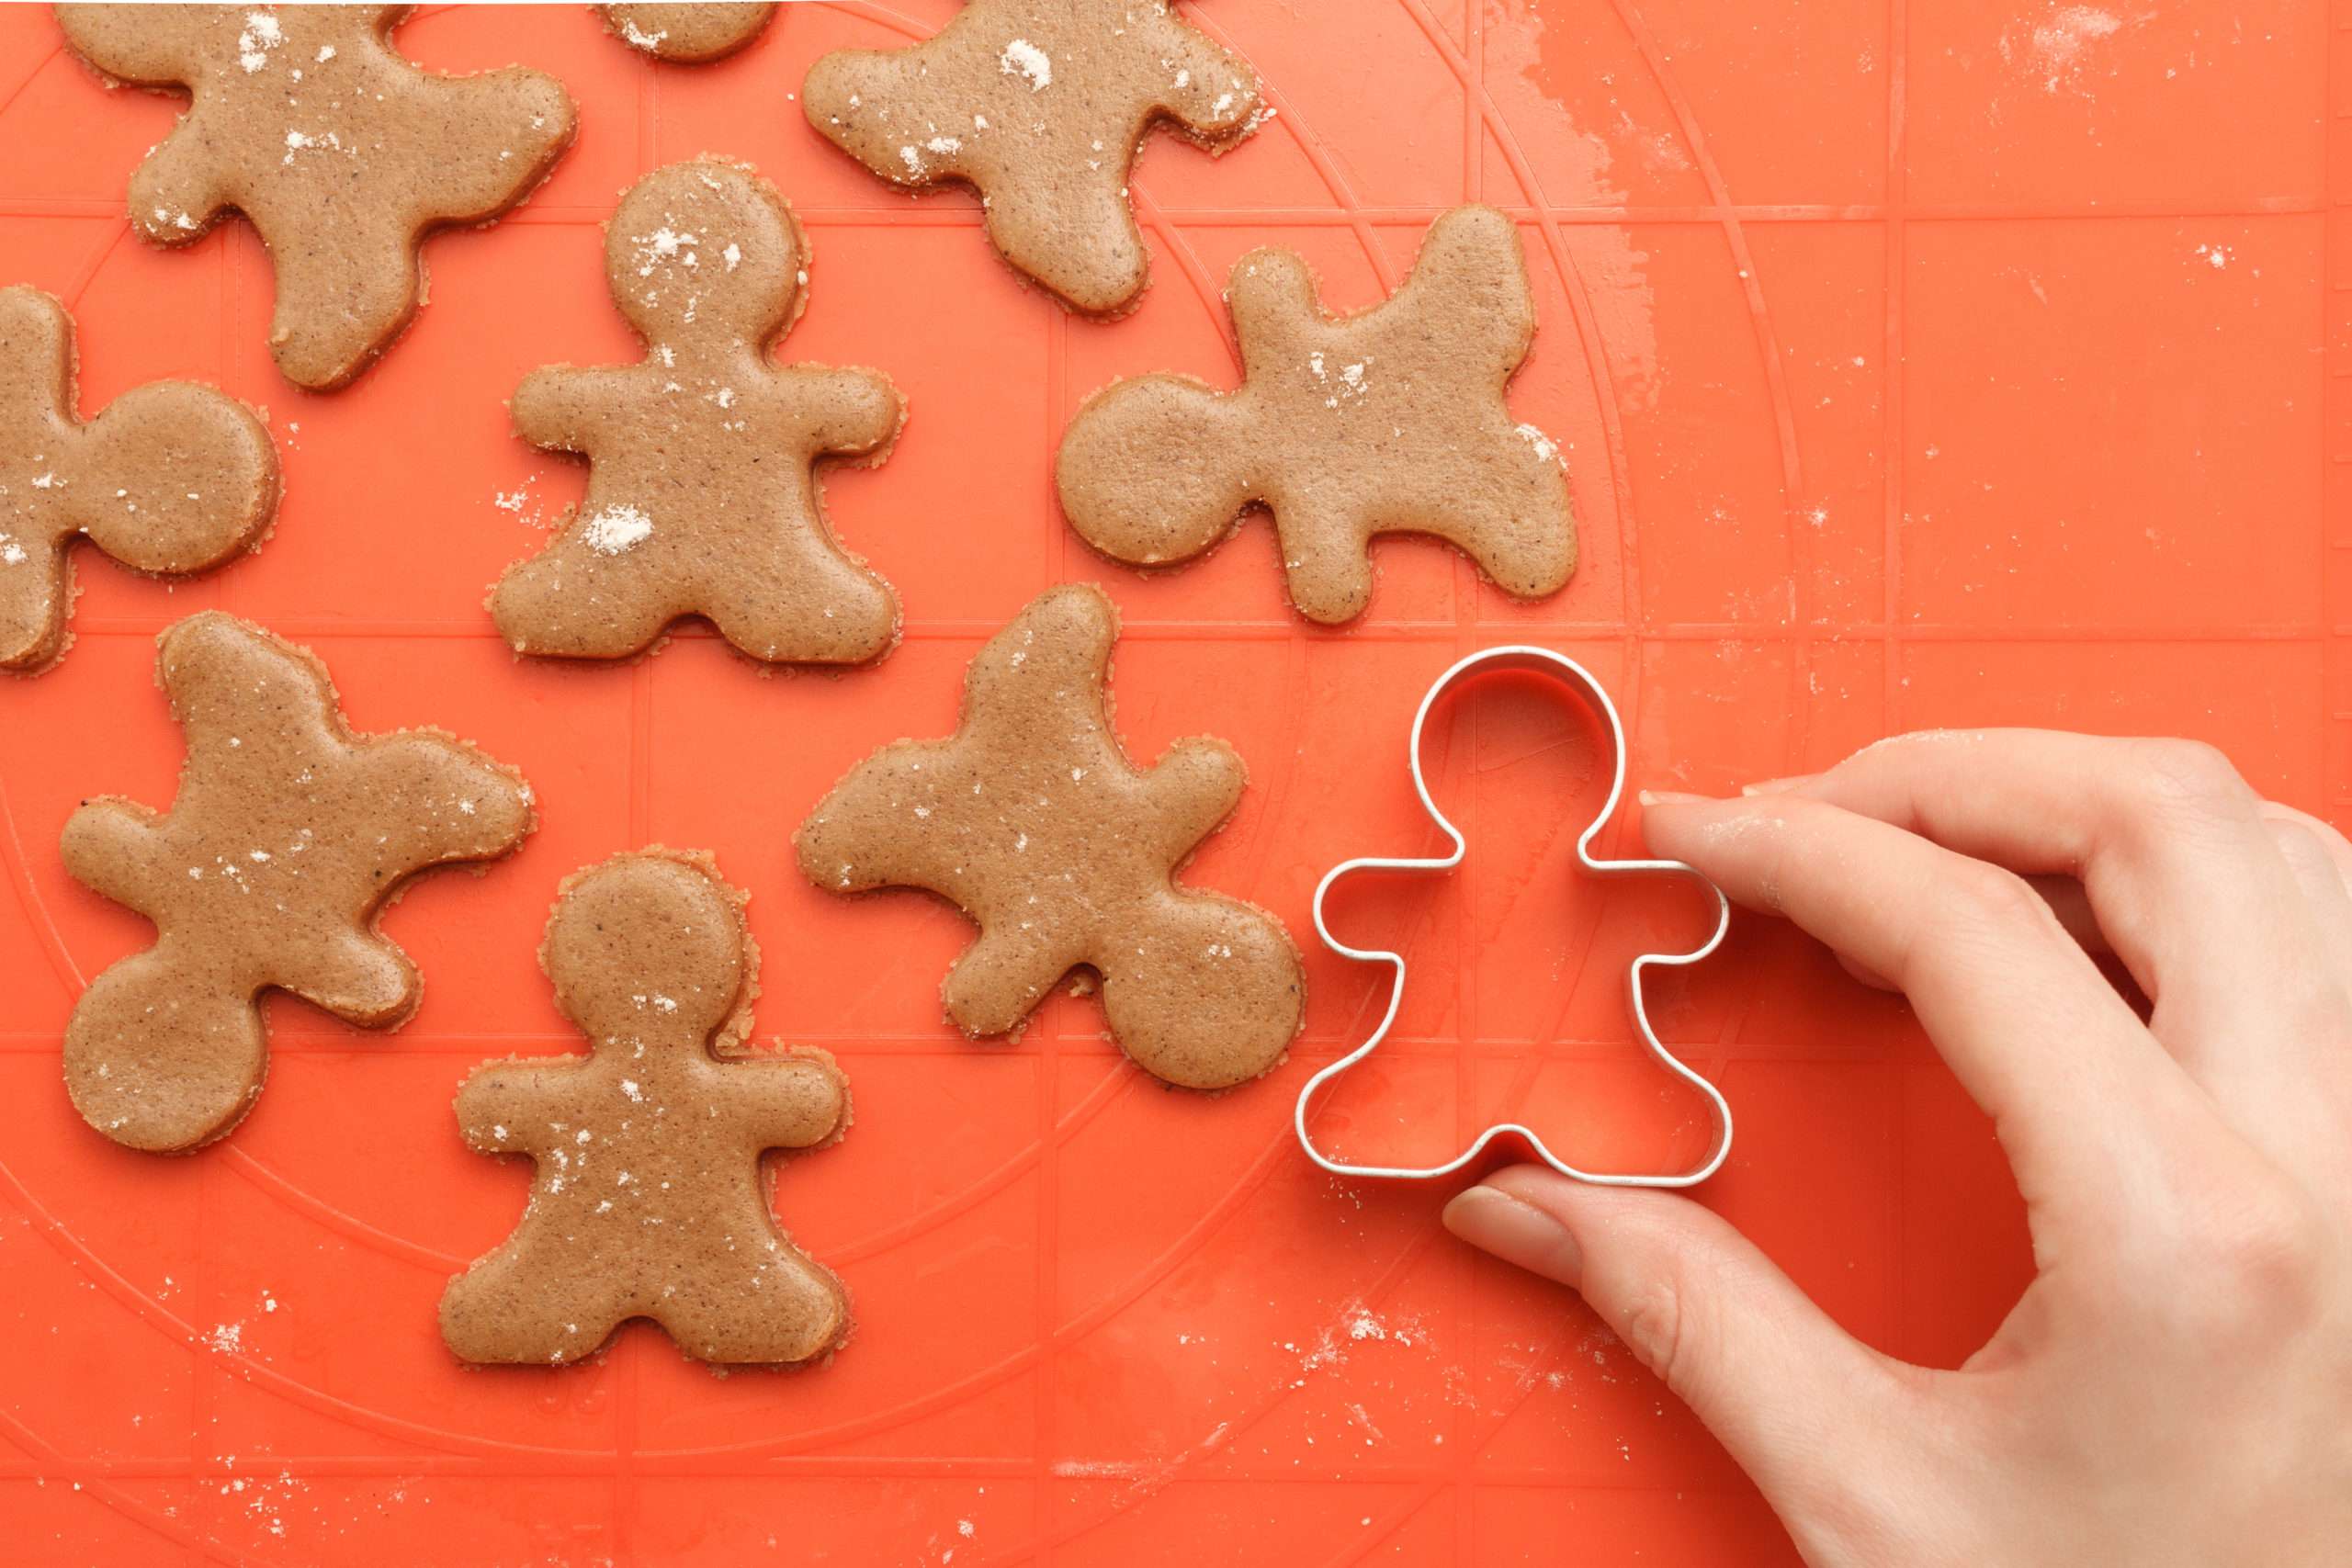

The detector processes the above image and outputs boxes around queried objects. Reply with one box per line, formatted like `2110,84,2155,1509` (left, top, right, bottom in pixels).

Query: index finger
1642,791,2214,1226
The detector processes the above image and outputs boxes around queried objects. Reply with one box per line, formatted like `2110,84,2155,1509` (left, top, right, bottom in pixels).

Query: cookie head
602,3,776,62
605,163,802,351
72,382,278,572
543,854,747,1047
1056,375,1253,569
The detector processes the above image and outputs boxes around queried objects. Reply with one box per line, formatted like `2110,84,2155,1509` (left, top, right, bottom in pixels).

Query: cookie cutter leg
1295,647,1734,1188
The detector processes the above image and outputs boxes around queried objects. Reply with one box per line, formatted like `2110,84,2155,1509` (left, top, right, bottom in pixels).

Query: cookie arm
1141,16,1261,141
54,4,220,85
55,7,236,240
409,69,577,222
778,366,902,461
942,920,1079,1038
1143,739,1247,862
454,1061,569,1153
795,750,950,894
1399,206,1539,382
1225,248,1321,382
277,926,420,1028
510,366,623,456
123,134,232,247
714,1050,847,1151
58,797,169,914
351,734,535,863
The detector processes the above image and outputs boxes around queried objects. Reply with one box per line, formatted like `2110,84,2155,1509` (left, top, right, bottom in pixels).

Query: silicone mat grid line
2,0,2346,1562
7,198,2336,220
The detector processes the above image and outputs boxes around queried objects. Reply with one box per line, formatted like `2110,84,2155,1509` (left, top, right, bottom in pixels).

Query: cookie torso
491,160,903,664
441,852,851,1367
61,613,534,1151
803,0,1261,313
1055,205,1577,622
797,584,1302,1089
0,288,277,671
57,4,577,389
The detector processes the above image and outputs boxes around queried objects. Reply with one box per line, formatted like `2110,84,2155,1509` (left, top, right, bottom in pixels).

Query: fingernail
1740,773,1819,795
1637,789,1712,807
1442,1186,1583,1286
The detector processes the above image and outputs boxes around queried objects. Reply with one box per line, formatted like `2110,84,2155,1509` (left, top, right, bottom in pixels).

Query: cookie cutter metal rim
1295,646,1735,1188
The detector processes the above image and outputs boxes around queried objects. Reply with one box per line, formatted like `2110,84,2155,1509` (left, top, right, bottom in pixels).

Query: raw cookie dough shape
61,612,536,1153
1,287,278,672
56,4,578,390
797,583,1303,1089
599,3,775,62
490,159,904,665
1055,205,1577,624
802,0,1261,315
440,850,851,1367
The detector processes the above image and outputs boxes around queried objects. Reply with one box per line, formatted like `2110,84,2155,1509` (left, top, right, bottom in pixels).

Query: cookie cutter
1295,647,1735,1188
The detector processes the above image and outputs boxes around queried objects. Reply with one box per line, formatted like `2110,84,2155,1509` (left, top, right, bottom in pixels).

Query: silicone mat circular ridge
2,1,2346,1562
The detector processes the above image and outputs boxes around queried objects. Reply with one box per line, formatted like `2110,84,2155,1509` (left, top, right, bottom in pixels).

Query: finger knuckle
2126,738,2256,818
1943,860,2050,933
2267,818,2345,886
1613,1274,1689,1383
2167,1179,2330,1339
1613,1269,1720,1409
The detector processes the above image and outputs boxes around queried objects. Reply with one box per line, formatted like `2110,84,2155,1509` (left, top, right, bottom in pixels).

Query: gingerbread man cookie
1055,205,1577,623
56,4,578,390
802,0,1261,314
62,612,535,1153
797,584,1302,1089
441,851,850,1367
490,159,903,665
600,4,775,62
2,287,277,672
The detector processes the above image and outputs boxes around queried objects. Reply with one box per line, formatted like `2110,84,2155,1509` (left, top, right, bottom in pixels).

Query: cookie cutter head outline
1295,646,1735,1188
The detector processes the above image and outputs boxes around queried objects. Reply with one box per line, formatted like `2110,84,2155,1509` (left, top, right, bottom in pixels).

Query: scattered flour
582,503,654,555
1000,38,1052,91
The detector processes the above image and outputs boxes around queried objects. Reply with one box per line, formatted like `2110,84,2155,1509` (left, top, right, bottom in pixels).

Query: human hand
1442,731,2352,1566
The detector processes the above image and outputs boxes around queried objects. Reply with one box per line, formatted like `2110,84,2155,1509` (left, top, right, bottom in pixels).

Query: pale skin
1442,730,2352,1565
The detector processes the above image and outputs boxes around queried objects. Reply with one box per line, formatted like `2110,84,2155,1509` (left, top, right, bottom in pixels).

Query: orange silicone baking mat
2,1,2346,1562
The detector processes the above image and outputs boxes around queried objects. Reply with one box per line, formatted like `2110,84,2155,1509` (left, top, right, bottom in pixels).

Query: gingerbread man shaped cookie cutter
1296,647,1735,1188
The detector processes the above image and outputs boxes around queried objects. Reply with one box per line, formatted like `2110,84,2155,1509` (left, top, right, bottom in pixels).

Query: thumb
1444,1166,1915,1497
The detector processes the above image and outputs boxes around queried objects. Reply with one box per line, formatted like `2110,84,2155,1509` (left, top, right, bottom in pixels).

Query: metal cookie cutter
1295,647,1735,1188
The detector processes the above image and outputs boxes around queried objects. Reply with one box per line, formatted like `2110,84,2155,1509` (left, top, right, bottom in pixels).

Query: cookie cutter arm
1295,647,1734,1188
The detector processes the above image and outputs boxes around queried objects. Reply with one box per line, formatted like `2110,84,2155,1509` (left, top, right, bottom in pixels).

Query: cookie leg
699,532,898,665
979,171,1150,316
1405,448,1576,604
653,1244,845,1365
1268,496,1377,625
440,1245,622,1366
490,535,686,659
255,208,424,390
